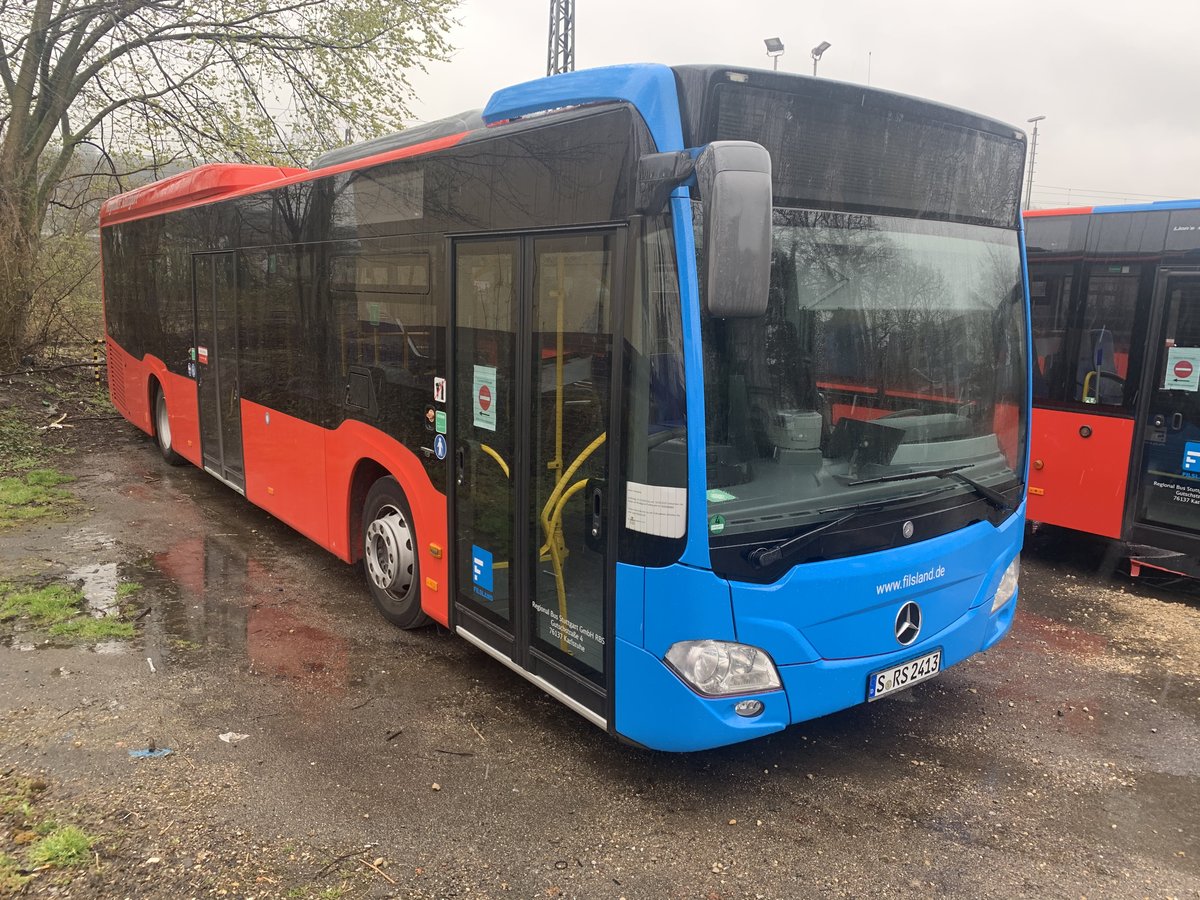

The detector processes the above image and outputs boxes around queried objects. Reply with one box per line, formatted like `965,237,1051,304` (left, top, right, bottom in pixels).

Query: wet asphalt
1,425,1198,899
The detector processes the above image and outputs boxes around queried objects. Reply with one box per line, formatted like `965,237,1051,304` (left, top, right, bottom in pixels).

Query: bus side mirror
695,141,772,318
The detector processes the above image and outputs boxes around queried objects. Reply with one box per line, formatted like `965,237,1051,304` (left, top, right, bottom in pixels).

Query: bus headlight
665,640,781,696
990,556,1020,613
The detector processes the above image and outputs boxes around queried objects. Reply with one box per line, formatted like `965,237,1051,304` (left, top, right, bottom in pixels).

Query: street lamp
1025,115,1046,211
764,37,784,71
811,41,831,76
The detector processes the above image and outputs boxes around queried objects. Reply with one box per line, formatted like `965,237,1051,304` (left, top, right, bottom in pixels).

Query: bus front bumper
613,588,1017,753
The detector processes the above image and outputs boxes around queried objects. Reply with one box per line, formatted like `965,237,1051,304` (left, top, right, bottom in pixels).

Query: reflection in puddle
141,534,350,695
67,562,119,617
62,527,117,553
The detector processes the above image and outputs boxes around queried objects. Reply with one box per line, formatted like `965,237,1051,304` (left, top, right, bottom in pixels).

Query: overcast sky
405,0,1200,209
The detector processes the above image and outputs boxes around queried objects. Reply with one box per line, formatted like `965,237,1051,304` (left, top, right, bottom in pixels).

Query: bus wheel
153,386,186,466
362,477,430,629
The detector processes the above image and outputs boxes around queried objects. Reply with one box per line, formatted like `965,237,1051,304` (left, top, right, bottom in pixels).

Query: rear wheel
361,477,430,629
153,386,186,466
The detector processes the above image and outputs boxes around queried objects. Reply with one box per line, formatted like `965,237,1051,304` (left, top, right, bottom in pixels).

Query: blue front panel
731,506,1023,664
613,503,1025,751
615,637,791,751
777,585,1019,725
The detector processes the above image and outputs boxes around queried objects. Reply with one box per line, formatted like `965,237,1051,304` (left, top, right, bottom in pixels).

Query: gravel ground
0,408,1197,899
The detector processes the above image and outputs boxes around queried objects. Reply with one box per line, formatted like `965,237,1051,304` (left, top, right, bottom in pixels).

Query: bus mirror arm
694,141,773,318
635,151,695,214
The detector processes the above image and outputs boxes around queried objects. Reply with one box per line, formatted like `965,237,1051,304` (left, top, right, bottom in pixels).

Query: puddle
67,561,120,617
133,533,352,693
62,527,117,553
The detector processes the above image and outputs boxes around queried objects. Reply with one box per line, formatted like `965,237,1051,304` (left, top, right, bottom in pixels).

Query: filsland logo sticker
876,564,947,596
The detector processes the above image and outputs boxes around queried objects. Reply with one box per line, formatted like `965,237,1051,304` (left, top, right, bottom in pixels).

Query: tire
153,385,186,466
361,476,430,629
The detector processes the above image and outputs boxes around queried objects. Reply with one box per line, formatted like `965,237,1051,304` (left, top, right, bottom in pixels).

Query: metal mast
547,0,575,76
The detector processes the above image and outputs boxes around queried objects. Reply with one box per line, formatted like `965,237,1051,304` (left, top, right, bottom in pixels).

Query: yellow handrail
1082,370,1098,404
479,442,510,478
539,432,605,653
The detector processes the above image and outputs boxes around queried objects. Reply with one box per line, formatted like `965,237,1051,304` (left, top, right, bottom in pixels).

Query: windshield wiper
849,465,1013,512
748,509,857,569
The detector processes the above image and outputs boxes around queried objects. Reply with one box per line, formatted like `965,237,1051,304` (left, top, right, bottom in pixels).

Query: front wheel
153,386,186,466
361,477,430,629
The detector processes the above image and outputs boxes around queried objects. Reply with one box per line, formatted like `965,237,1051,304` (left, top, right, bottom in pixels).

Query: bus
1026,200,1200,577
100,63,1030,752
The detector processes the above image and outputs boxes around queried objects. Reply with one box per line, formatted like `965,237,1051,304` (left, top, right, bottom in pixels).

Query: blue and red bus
100,64,1029,751
1026,200,1200,577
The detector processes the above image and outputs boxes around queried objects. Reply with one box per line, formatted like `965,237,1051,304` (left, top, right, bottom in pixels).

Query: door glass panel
214,253,244,482
1072,268,1139,408
529,234,613,684
194,255,221,471
454,241,519,633
1137,277,1200,531
1028,264,1073,400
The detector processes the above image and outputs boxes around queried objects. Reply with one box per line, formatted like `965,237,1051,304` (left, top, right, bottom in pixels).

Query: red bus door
192,252,245,491
1133,271,1200,538
450,231,623,723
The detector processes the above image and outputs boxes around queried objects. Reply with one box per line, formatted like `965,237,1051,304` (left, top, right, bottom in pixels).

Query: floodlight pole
764,37,785,71
1025,115,1045,211
811,41,831,76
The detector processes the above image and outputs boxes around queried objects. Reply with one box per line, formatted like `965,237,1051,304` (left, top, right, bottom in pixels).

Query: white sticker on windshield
626,482,687,538
1164,346,1200,392
473,365,497,431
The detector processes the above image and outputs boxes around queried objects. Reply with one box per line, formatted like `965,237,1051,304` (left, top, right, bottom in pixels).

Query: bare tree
0,0,457,366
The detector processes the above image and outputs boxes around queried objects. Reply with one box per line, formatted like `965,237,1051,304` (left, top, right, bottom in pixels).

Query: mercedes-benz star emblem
902,520,915,539
895,602,922,646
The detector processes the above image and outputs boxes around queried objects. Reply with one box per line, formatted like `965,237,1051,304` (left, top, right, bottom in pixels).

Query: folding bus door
193,251,245,492
1133,270,1200,539
450,231,623,725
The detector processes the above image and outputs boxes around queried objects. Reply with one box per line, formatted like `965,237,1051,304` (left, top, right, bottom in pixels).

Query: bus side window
621,218,688,566
1029,270,1073,400
335,251,435,389
1073,270,1139,409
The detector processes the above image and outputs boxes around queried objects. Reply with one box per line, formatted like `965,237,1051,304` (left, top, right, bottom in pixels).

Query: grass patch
0,778,47,820
0,582,139,644
0,468,74,527
25,825,93,868
0,408,53,475
0,584,82,626
115,581,142,599
47,618,135,640
0,853,29,892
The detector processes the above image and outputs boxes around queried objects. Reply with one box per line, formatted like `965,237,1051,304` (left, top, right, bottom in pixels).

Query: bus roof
100,164,305,226
1026,198,1200,218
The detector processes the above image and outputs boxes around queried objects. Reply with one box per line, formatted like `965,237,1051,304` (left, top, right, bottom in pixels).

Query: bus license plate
868,649,942,701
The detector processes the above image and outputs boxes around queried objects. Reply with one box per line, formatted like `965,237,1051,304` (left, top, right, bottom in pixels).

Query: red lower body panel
241,400,330,548
240,401,448,625
325,419,449,626
1027,407,1133,539
106,341,201,466
108,340,448,626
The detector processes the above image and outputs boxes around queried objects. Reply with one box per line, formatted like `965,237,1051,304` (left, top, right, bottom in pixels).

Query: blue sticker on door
1182,442,1200,478
471,544,493,601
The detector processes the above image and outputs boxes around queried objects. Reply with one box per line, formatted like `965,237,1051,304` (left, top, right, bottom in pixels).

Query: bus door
450,231,623,724
1133,270,1200,536
192,251,245,492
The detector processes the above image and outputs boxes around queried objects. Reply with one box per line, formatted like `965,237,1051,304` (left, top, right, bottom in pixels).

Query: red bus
1025,200,1200,576
100,63,1030,750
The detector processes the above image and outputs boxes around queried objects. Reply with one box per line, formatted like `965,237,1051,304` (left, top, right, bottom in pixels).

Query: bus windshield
702,209,1027,547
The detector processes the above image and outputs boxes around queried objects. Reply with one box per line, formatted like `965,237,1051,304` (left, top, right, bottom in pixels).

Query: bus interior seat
1074,328,1122,404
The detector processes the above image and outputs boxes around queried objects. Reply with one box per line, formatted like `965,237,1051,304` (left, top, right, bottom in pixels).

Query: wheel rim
156,394,171,450
364,504,415,602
